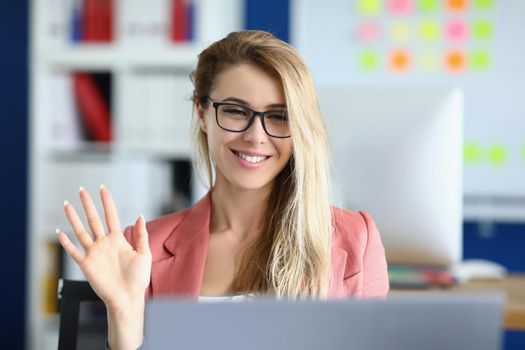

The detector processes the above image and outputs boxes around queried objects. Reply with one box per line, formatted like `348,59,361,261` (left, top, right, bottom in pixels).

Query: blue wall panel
0,1,28,349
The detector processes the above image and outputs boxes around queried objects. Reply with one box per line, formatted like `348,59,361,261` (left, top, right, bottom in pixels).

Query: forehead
211,63,285,108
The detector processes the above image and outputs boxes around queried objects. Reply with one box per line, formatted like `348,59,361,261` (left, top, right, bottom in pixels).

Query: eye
266,112,288,122
222,105,249,117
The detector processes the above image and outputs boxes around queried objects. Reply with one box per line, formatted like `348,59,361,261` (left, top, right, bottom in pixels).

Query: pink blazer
124,192,389,299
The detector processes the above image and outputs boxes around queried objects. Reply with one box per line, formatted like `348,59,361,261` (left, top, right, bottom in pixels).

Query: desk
391,274,525,331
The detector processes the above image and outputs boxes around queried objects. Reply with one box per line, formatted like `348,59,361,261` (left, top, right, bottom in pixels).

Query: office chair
58,279,108,350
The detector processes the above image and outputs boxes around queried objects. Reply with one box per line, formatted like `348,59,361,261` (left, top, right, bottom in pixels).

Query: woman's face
197,63,292,192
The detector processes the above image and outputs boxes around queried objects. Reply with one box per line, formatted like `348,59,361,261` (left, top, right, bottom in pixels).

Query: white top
198,294,256,303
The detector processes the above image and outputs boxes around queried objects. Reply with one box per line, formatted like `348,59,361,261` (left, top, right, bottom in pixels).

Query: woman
57,30,389,350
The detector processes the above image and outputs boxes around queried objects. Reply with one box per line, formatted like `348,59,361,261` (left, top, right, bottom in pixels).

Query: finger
64,200,93,249
99,184,122,234
56,229,85,264
79,186,106,239
133,214,150,255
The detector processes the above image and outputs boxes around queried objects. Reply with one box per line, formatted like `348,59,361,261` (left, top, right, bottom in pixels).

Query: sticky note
464,141,482,164
471,50,491,70
487,144,508,167
357,0,382,15
445,49,467,73
418,0,439,11
474,0,494,10
389,49,411,72
356,21,381,42
391,21,411,42
358,50,380,71
472,20,493,39
446,0,468,12
446,20,468,41
521,143,525,161
419,20,440,41
419,52,438,71
388,0,413,15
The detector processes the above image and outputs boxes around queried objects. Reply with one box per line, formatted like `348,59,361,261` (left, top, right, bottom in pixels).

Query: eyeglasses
205,96,290,139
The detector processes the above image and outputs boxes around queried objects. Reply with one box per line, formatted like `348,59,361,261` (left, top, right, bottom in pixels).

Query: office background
1,0,523,348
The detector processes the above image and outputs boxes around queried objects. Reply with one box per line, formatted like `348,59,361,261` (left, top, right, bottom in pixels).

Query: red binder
73,73,112,142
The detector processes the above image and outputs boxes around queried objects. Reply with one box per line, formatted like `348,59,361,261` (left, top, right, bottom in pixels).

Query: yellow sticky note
391,21,411,42
419,20,440,41
419,51,438,71
357,0,382,15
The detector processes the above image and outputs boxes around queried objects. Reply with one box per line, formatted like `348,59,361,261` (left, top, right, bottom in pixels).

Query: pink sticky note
356,21,381,42
388,0,413,15
446,20,468,41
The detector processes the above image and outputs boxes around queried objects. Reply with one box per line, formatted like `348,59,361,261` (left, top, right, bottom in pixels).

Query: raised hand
56,185,151,349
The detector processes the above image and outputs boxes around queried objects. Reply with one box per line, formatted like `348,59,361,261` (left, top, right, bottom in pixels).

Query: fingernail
79,186,85,193
63,200,69,207
140,214,145,221
55,228,60,235
100,184,105,190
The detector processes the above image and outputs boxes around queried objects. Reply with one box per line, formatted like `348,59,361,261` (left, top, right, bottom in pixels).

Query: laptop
144,293,504,350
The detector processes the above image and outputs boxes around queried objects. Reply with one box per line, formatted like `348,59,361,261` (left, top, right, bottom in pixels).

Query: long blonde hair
190,30,333,298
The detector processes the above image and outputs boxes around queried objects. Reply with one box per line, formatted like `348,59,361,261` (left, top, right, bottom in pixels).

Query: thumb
133,214,150,256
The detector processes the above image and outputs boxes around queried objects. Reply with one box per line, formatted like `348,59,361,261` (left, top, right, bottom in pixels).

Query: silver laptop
144,293,504,350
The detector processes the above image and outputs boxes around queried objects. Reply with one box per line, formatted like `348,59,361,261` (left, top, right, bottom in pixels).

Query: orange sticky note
390,49,411,72
445,49,467,73
446,0,468,12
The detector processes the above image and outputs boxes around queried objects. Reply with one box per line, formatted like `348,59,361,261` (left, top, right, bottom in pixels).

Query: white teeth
236,151,268,164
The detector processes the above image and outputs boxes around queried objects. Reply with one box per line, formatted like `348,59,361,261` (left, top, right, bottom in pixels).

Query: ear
195,101,208,134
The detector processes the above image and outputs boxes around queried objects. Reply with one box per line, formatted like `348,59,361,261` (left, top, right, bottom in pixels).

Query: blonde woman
57,30,389,350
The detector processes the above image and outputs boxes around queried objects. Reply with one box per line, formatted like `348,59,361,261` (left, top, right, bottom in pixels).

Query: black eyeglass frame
205,96,291,139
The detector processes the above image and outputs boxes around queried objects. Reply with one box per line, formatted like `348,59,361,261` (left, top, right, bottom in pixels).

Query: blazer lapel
151,192,212,298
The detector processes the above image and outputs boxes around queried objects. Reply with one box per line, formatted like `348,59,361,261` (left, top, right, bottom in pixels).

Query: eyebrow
221,97,286,109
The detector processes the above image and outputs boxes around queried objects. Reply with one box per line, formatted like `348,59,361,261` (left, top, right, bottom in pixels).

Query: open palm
57,185,152,311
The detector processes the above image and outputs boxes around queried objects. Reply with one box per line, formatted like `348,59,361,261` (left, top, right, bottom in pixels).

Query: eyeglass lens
217,104,289,138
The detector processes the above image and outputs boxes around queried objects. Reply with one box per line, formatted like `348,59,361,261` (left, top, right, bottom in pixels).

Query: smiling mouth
231,150,271,164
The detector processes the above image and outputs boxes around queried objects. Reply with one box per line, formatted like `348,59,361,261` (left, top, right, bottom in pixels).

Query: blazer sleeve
359,211,390,298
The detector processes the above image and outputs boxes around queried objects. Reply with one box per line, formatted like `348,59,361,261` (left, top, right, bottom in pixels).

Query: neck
210,176,273,241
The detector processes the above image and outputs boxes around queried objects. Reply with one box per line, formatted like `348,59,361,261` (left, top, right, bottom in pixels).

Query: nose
242,115,268,144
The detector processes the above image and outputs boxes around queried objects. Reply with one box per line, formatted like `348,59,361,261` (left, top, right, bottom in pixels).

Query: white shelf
40,44,202,71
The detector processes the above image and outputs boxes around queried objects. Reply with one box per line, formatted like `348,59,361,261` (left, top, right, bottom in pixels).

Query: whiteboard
291,0,525,221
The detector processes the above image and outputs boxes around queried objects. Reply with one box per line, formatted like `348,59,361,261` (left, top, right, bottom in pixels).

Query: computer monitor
317,88,463,267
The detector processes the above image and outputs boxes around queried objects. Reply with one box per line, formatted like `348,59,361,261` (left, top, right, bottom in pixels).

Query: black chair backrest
58,279,107,350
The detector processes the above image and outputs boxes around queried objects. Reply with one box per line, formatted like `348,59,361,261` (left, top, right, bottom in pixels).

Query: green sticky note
474,0,494,10
464,141,482,164
487,144,508,167
358,50,379,71
418,0,439,11
472,20,493,40
471,50,491,70
521,144,525,161
357,0,381,15
419,20,440,41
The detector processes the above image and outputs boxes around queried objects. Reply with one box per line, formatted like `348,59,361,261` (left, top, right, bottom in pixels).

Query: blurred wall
0,1,28,349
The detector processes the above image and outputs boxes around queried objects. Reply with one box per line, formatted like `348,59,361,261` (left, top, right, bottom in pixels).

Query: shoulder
331,207,377,255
